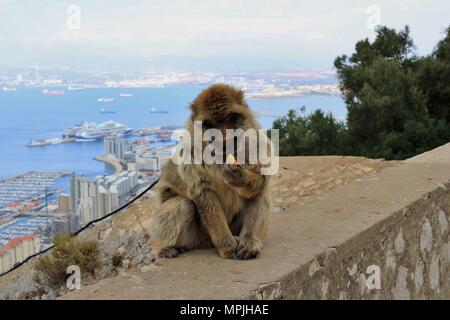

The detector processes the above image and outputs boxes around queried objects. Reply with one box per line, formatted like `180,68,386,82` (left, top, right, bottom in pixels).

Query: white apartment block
134,149,172,173
0,234,40,275
71,171,138,226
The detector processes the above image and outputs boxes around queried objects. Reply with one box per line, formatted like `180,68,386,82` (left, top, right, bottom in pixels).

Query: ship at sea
67,86,84,91
100,108,117,114
97,97,115,103
2,87,17,92
43,89,65,95
62,120,133,141
26,138,63,147
149,107,169,114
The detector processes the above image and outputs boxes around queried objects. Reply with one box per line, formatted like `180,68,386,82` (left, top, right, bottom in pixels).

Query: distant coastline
0,87,345,180
94,156,123,175
247,92,340,99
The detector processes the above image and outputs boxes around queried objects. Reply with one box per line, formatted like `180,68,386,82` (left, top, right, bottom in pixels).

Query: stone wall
4,149,450,300
260,182,450,300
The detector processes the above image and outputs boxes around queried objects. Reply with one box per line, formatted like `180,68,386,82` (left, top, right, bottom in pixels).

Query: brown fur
148,84,271,260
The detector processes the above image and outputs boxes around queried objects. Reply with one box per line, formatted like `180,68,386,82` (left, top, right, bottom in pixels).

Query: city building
115,139,133,160
70,175,99,225
104,136,116,156
57,194,71,212
70,175,87,213
103,137,133,161
52,213,80,236
134,148,172,173
70,171,138,226
0,233,40,275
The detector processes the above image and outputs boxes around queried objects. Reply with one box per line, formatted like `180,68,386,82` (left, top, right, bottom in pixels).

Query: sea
0,86,346,186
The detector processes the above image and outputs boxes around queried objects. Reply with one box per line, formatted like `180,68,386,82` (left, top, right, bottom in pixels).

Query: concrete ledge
59,144,450,300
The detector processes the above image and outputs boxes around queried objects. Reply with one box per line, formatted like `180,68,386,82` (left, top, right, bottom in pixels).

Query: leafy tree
416,27,450,122
334,26,431,158
274,25,450,160
273,107,347,156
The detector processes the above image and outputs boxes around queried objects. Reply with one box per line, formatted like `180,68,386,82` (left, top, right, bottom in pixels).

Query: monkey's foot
235,238,262,260
217,238,239,259
218,246,237,259
158,246,186,258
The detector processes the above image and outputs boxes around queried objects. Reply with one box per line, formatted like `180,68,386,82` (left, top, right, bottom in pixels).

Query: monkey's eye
228,113,242,128
203,121,214,130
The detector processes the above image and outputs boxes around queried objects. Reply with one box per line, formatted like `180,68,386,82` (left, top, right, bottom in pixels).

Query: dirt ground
271,156,398,211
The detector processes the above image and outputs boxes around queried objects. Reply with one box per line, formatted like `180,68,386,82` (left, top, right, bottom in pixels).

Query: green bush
33,235,101,290
273,107,348,156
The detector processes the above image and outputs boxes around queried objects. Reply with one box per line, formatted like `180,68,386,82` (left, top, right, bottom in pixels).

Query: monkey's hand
222,164,244,184
235,237,263,260
222,164,265,199
217,237,239,259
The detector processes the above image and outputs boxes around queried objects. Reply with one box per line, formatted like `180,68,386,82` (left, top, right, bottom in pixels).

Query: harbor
26,121,181,147
94,155,123,175
0,171,71,211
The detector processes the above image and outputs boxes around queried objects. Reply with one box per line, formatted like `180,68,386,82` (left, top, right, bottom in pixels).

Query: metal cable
0,178,159,278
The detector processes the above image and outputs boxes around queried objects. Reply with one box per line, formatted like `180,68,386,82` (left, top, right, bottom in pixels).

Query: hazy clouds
1,0,449,71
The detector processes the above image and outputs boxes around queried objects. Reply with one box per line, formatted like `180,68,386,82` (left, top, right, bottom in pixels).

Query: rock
386,249,396,272
420,219,433,254
414,261,424,291
338,291,347,300
134,254,144,265
141,243,151,254
98,228,112,241
429,254,440,291
320,276,330,300
438,210,448,235
122,259,130,269
42,291,57,300
347,263,357,277
308,258,322,277
394,229,405,254
392,266,410,300
256,282,282,300
143,253,156,265
280,188,289,194
358,273,367,296
140,264,162,273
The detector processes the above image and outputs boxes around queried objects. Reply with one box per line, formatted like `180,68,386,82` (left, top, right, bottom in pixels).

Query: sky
0,0,449,72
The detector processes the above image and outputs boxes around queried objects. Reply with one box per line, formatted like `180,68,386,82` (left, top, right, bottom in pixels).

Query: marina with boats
26,120,179,147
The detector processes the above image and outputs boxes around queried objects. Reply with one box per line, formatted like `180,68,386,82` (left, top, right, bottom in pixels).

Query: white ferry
97,97,115,103
63,120,133,141
2,87,17,92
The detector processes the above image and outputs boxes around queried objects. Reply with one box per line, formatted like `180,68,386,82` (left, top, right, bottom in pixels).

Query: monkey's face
190,84,249,133
198,111,246,140
188,84,257,163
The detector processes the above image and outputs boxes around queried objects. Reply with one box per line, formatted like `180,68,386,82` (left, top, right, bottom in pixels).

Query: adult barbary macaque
148,84,271,260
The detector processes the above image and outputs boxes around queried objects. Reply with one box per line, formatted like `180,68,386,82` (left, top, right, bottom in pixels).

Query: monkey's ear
189,102,200,115
237,90,246,106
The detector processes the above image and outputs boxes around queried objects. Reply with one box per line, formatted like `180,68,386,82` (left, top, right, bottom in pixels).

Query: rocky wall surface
258,183,450,300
